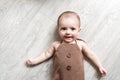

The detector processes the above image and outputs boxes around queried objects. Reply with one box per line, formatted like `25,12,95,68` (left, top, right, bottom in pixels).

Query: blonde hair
57,11,81,27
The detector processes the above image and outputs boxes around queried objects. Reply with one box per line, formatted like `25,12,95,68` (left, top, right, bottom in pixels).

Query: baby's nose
66,29,71,34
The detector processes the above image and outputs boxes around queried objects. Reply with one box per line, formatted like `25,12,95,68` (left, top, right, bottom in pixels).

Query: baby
26,11,107,80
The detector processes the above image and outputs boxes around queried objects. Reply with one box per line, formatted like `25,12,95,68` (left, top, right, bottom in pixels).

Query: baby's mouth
64,36,73,38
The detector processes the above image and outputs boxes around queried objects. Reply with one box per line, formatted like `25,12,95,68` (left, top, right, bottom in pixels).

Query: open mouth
64,36,73,38
64,36,74,42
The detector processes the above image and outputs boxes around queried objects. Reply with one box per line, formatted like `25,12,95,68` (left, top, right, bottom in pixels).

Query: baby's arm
26,42,58,66
80,41,107,76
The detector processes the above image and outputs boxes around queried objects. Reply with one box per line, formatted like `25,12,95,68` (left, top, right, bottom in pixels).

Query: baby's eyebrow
70,26,76,28
60,26,65,28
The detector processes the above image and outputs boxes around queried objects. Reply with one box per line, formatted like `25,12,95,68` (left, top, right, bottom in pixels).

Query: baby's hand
26,59,34,66
99,67,107,77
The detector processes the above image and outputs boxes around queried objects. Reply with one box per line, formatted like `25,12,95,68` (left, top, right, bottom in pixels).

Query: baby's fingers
99,67,107,77
101,70,107,77
26,59,33,66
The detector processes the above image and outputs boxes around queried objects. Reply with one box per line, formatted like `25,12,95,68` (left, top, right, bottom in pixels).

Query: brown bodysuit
52,41,84,80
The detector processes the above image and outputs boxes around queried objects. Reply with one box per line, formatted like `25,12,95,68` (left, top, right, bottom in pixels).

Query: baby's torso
52,40,85,80
54,42,83,66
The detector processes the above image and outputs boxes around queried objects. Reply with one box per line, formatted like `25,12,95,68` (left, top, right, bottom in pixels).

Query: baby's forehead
61,13,77,19
59,14,79,23
59,14,79,26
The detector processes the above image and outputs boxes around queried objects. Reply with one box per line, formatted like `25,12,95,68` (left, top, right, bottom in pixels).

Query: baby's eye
61,27,67,30
71,27,76,30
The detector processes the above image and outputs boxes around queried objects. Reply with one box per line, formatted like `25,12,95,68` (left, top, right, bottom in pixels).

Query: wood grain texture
0,0,120,80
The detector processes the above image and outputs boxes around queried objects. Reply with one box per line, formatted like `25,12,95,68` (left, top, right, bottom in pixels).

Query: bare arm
26,42,58,66
81,42,107,76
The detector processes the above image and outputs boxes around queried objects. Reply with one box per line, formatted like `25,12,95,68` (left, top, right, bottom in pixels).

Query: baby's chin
63,39,76,44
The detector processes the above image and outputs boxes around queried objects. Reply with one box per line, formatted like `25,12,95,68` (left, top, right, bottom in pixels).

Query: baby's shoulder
76,39,87,49
52,41,61,50
52,41,61,45
77,39,86,44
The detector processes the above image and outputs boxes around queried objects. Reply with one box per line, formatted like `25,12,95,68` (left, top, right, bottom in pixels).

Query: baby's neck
62,40,76,44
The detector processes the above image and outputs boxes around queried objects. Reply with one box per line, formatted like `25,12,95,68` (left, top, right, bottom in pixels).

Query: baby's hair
57,11,81,27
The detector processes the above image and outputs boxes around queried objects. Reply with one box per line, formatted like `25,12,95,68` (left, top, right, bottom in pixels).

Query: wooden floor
0,0,120,80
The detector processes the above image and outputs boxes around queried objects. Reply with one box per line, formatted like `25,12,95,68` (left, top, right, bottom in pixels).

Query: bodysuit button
66,65,71,71
66,53,71,58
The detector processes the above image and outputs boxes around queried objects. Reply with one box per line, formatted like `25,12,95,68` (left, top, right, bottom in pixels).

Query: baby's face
58,15,80,43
